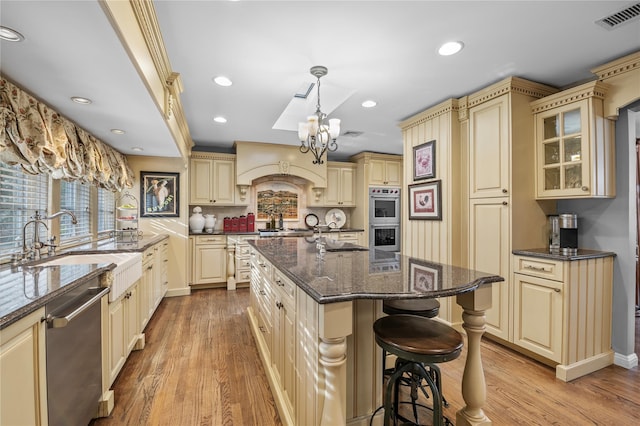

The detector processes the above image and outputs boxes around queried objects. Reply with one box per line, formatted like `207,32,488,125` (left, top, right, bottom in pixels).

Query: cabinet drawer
237,270,251,282
196,235,226,245
513,255,563,281
237,258,251,269
236,244,251,257
273,270,296,303
337,232,358,241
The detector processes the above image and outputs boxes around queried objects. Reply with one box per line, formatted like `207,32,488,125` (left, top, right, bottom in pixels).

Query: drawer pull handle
275,278,284,286
259,326,265,333
276,301,283,309
259,290,266,296
554,288,561,293
524,265,549,272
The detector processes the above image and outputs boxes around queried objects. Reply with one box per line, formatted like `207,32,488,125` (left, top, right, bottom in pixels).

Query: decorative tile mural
256,182,299,220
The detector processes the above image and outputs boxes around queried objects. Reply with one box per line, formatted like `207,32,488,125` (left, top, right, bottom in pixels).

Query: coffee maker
559,213,578,255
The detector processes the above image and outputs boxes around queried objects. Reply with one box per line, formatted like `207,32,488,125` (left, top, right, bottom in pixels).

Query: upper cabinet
369,158,402,186
190,153,246,205
531,81,615,199
324,162,356,206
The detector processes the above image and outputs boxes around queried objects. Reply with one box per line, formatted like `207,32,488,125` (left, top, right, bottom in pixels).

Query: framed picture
408,180,441,220
413,140,436,180
140,171,179,217
409,258,442,292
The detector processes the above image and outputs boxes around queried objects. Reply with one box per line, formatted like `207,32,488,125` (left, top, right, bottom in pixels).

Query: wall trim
614,351,639,369
166,287,191,297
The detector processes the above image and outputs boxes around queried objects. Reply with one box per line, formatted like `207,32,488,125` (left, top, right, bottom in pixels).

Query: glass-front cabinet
531,80,615,199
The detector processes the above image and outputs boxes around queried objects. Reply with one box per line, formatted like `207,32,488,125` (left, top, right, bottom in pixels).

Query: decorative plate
304,213,319,228
325,208,346,229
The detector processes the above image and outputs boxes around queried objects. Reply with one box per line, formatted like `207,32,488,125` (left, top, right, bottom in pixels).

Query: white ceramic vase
204,214,216,233
189,206,205,233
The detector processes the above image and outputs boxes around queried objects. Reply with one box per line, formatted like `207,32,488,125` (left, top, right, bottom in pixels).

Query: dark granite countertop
0,234,169,330
188,228,365,237
512,248,616,261
248,237,503,304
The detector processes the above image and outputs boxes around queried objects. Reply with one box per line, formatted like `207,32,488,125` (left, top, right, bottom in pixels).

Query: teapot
204,214,217,233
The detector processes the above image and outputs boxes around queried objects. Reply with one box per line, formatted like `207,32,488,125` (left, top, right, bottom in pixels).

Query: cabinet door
139,260,153,329
469,197,510,340
108,298,126,384
0,310,46,426
212,159,236,204
469,95,510,198
535,101,590,198
194,245,227,284
190,158,213,204
384,160,402,186
513,273,563,362
125,285,139,353
325,166,355,206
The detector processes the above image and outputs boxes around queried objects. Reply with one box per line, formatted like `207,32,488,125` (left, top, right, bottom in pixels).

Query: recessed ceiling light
438,41,464,56
214,116,227,123
110,129,125,135
71,96,92,105
213,76,233,87
0,26,24,42
362,100,377,108
131,147,144,152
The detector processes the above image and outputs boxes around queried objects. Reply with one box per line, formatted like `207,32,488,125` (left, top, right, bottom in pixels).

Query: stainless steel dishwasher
44,277,109,426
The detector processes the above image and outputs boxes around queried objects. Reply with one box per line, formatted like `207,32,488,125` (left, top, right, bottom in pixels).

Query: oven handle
370,224,400,228
45,287,110,328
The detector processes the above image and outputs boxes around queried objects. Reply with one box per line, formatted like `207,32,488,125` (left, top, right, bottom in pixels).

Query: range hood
234,141,327,188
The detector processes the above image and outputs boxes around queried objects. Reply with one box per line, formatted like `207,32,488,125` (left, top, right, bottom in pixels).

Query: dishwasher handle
45,287,110,328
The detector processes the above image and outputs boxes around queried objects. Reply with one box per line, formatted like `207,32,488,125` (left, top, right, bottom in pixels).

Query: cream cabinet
271,269,297,418
190,153,238,205
330,231,363,245
324,162,356,206
465,77,557,342
469,197,510,340
192,235,227,285
512,253,614,381
139,246,155,330
228,234,253,287
250,248,274,360
531,80,615,199
0,309,47,426
469,95,510,199
107,283,139,386
369,157,401,186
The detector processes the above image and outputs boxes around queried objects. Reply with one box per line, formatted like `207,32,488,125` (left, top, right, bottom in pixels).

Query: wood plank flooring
92,288,640,425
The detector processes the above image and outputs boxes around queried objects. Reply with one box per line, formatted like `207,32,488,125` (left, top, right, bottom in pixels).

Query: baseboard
556,351,614,381
166,287,191,297
614,351,639,369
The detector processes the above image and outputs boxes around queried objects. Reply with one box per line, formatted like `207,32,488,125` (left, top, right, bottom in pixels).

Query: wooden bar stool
373,314,462,426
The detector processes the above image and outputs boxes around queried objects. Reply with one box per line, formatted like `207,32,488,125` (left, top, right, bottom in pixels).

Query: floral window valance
0,77,134,191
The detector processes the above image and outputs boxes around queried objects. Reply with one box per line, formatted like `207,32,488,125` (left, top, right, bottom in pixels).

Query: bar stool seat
383,298,440,318
373,314,462,426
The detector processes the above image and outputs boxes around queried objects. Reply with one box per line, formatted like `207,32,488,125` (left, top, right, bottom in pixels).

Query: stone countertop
248,237,503,304
0,234,169,330
188,228,365,237
512,248,617,261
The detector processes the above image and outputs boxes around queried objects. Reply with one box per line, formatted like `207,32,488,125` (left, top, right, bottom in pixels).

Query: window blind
60,180,91,245
97,188,115,237
0,163,49,258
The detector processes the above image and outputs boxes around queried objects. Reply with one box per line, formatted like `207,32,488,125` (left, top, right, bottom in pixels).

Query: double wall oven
369,187,400,252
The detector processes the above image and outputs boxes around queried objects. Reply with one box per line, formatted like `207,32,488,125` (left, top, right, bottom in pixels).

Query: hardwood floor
93,288,640,425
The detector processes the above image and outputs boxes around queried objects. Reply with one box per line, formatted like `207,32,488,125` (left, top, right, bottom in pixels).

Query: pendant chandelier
298,66,341,165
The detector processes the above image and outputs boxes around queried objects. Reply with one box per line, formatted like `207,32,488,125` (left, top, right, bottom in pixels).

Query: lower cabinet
108,283,140,386
511,254,614,381
192,235,227,285
0,309,47,426
331,231,363,245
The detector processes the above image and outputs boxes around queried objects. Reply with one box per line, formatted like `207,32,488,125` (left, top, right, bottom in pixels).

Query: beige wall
126,155,190,297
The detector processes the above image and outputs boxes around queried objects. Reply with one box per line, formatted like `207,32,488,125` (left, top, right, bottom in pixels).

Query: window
97,188,115,237
0,163,49,259
60,180,91,245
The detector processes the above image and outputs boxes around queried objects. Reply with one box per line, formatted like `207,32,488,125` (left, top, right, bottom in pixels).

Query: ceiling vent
343,130,363,137
595,2,640,30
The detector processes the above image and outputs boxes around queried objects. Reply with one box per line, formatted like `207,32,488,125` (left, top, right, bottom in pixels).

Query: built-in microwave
369,187,401,225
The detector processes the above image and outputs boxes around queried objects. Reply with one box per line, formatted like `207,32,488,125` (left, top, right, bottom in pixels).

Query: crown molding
399,99,460,130
591,50,640,81
529,80,610,114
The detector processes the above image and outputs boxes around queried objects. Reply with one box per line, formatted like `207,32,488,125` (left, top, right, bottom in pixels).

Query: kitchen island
247,237,503,426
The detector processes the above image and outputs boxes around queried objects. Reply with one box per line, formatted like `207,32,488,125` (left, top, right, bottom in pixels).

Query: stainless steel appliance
45,277,109,426
369,187,401,224
369,187,401,252
559,213,578,255
548,215,560,252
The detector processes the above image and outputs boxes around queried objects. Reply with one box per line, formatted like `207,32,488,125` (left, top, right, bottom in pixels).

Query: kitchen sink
39,253,142,302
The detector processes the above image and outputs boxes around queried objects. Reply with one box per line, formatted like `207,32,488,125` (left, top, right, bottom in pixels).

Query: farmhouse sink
39,253,142,302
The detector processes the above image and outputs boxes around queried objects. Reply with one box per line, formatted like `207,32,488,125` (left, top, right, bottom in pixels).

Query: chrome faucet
20,210,78,262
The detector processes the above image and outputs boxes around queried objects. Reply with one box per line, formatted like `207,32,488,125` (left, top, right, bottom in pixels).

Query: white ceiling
1,1,639,161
